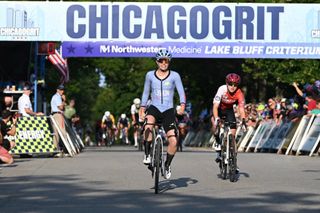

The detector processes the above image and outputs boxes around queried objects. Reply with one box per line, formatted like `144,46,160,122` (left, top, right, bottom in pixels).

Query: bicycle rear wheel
154,138,161,194
229,135,237,182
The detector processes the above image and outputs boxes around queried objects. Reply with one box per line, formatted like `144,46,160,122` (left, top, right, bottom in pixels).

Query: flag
48,49,69,83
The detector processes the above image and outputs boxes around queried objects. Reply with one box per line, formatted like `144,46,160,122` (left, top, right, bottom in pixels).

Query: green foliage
242,59,320,85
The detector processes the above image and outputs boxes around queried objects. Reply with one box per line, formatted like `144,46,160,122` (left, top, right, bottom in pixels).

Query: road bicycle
216,119,238,182
119,127,129,145
144,123,165,194
102,126,115,147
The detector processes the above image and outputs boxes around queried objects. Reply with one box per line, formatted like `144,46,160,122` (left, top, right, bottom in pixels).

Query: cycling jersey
101,114,115,128
213,85,245,110
141,70,185,112
118,118,129,127
131,104,139,123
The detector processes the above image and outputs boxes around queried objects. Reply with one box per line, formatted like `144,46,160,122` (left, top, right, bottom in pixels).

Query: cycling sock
134,136,138,144
144,141,152,156
165,153,175,167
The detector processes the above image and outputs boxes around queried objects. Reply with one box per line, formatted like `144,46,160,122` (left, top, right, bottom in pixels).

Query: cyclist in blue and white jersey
139,49,186,179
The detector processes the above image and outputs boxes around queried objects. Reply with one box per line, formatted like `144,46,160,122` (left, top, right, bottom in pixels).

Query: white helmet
133,98,141,105
156,49,172,61
176,105,181,112
121,113,126,119
104,111,110,117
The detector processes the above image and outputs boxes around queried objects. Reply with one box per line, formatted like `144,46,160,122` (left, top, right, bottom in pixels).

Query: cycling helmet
104,111,110,117
133,98,141,105
121,113,126,119
156,49,172,61
226,73,241,85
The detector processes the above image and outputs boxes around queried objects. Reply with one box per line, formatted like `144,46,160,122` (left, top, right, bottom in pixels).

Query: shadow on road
0,174,319,213
157,177,198,193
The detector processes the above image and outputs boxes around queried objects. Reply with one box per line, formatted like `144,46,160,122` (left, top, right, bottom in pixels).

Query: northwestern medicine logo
311,10,320,38
0,8,39,39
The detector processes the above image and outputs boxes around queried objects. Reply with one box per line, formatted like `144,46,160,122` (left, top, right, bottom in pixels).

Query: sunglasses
228,83,238,87
157,59,169,64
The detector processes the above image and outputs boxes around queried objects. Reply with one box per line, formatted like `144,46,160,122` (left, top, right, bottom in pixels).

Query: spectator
64,98,76,123
292,82,317,114
71,114,82,137
3,96,13,111
256,103,265,121
304,95,317,113
266,98,276,120
309,98,320,115
277,98,288,124
0,119,14,165
0,110,17,151
313,80,320,96
18,84,44,116
50,84,67,155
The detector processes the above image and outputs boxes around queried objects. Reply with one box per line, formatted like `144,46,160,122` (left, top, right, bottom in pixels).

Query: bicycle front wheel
154,137,161,194
220,135,227,180
220,152,227,180
229,135,237,182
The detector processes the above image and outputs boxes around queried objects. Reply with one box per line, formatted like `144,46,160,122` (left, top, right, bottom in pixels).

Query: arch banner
1,2,320,58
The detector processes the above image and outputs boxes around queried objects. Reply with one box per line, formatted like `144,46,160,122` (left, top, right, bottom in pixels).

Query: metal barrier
184,115,319,157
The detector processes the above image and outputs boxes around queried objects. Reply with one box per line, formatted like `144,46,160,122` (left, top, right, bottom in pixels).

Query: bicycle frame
218,119,237,182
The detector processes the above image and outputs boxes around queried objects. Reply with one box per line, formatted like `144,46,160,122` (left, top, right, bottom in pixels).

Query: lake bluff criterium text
99,44,320,55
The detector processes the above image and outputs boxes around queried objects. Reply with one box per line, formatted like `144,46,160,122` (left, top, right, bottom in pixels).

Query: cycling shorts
146,105,177,133
218,108,237,129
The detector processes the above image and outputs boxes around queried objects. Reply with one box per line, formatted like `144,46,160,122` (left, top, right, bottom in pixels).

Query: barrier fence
184,115,320,157
9,115,84,157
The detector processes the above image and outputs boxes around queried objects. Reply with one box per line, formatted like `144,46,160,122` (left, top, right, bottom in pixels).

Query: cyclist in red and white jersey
212,73,246,164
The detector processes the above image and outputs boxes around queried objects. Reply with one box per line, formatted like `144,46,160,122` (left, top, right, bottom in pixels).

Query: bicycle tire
220,135,227,180
154,137,161,194
229,134,237,182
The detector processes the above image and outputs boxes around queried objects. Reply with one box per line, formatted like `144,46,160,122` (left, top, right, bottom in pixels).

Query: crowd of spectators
242,80,320,128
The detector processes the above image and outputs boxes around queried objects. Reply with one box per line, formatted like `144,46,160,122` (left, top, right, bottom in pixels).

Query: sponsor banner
246,121,269,152
254,121,276,152
270,121,293,151
291,116,313,152
1,2,320,58
260,123,281,151
237,126,255,152
300,116,320,154
9,116,57,154
277,120,300,154
62,41,320,58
